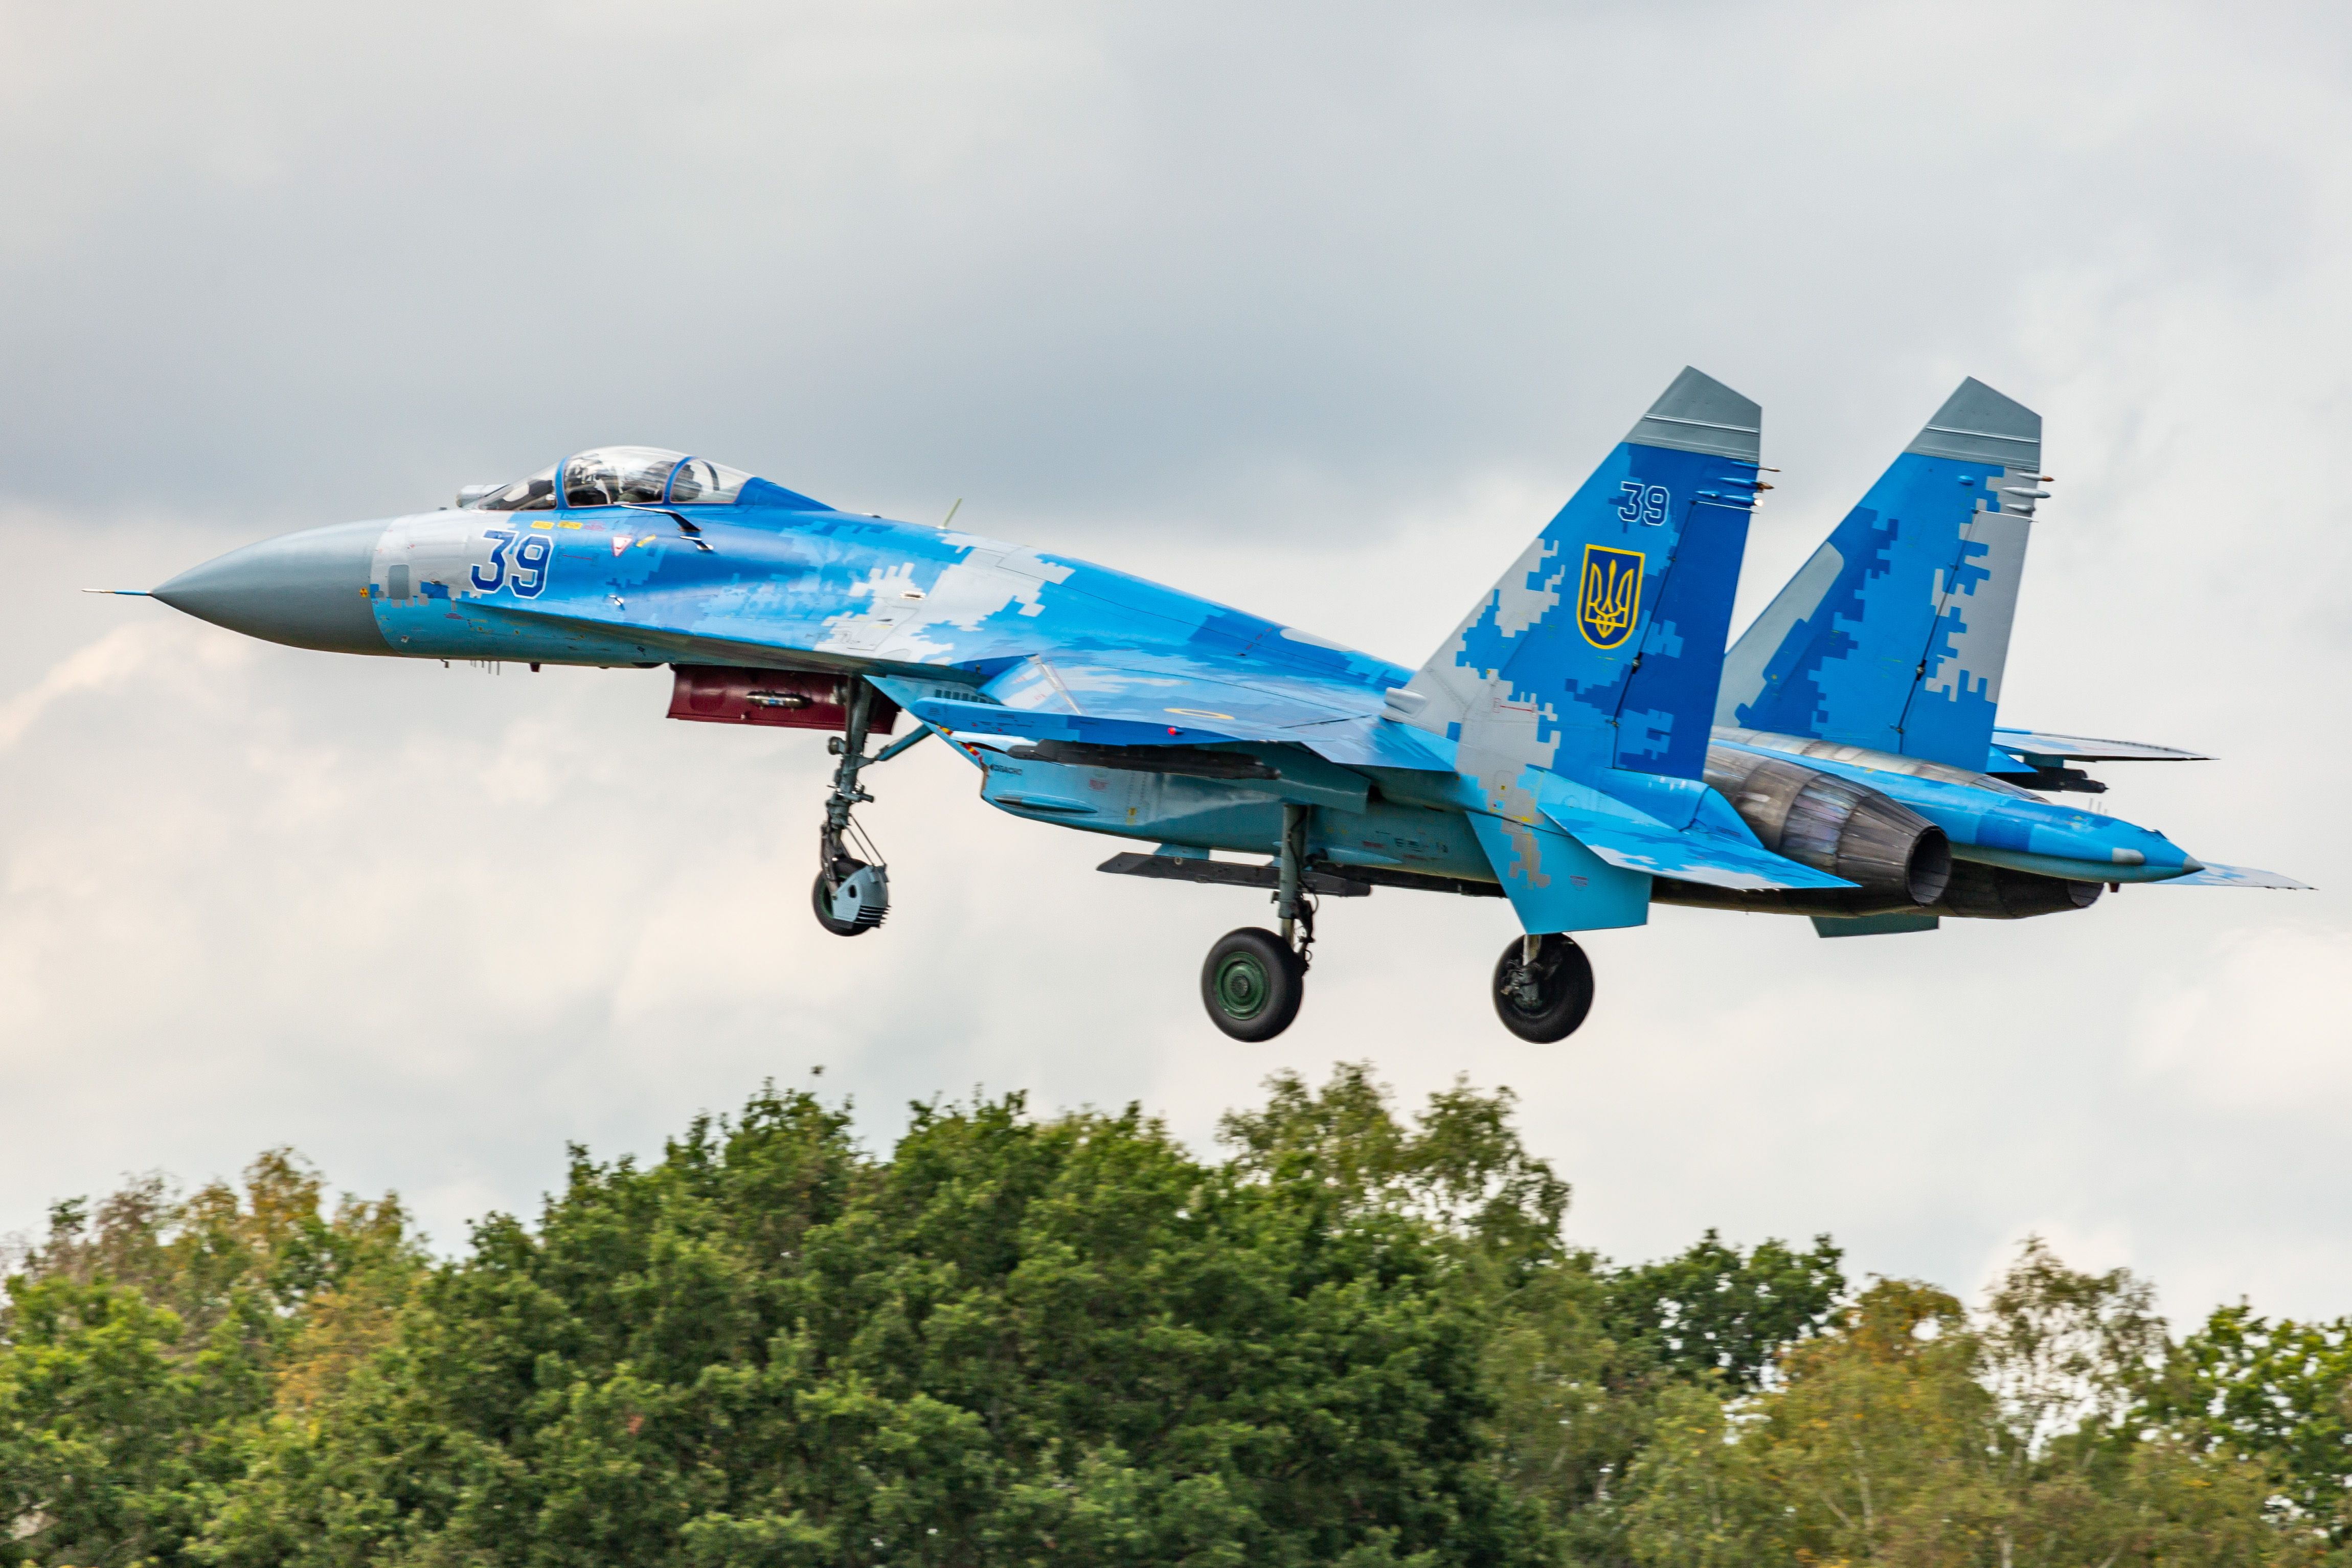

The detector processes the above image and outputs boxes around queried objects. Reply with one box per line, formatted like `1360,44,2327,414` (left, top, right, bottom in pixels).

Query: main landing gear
1491,934,1594,1042
1190,804,1599,1042
811,678,929,938
1201,805,1317,1041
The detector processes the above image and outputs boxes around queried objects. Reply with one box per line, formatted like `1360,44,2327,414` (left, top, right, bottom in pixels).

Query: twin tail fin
1715,377,2044,771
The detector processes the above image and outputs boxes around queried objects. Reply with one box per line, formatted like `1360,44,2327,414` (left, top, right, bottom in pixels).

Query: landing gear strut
811,678,928,937
1491,934,1594,1041
1201,804,1316,1041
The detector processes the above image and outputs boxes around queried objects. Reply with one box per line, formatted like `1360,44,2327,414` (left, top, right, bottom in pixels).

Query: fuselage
151,487,2199,904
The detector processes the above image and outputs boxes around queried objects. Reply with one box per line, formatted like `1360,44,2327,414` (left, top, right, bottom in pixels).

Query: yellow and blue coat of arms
1576,544,1644,650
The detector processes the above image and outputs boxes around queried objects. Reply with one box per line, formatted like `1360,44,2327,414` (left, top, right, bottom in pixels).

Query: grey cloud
4,0,2350,1323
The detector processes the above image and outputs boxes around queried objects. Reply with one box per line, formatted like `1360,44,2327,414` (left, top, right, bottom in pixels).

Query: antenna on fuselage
939,497,963,530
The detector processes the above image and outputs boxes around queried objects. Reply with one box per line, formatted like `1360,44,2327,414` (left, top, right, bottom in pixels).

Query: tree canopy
1,1066,2338,1566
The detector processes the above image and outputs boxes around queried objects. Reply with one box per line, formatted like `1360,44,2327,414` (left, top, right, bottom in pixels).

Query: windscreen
472,464,557,511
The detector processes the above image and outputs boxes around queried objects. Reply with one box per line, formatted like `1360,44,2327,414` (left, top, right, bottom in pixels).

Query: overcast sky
4,0,2348,1324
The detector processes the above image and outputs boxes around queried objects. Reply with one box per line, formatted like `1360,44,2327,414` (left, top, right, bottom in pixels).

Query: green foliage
206,1075,1552,1567
1480,1254,1669,1567
1626,1249,2320,1568
0,1279,231,1566
0,1071,2335,1567
1217,1064,1571,1269
2150,1304,2352,1544
1603,1229,1845,1391
0,1150,422,1567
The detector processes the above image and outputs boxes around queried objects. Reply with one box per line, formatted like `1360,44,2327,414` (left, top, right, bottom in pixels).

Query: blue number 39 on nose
471,529,553,598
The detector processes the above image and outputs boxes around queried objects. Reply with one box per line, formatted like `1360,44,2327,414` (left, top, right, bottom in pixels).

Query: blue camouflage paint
149,369,2300,956
1465,812,1651,934
1617,497,1752,777
1401,439,1760,787
1723,450,2010,758
1710,731,2197,881
1390,369,1770,912
1718,378,2042,771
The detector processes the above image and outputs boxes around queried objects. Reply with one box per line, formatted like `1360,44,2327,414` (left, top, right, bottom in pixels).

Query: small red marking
1168,726,1179,735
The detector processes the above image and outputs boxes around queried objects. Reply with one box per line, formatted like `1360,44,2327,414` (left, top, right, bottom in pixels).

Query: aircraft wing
2153,863,2312,889
1990,728,2210,763
474,601,1458,768
901,647,1855,890
975,652,1365,737
885,652,1456,767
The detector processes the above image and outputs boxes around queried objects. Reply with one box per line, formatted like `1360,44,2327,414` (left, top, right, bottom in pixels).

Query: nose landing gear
810,677,930,938
1491,934,1594,1041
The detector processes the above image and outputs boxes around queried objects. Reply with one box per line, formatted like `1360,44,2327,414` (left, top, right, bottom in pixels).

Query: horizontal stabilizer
1990,728,2209,763
1539,801,1859,893
2154,863,2312,890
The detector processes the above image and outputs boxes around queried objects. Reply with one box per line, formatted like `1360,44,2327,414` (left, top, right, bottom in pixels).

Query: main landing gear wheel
1202,927,1305,1042
1196,804,1317,1041
1491,935,1594,1042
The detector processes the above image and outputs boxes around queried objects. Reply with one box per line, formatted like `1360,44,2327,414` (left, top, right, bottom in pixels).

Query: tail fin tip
1906,377,2041,468
1626,367,1761,462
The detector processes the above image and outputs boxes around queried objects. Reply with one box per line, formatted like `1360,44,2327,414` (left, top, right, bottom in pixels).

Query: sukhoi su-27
116,371,2304,1040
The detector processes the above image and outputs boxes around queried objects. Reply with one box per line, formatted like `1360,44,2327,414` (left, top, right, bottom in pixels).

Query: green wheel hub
1213,951,1271,1019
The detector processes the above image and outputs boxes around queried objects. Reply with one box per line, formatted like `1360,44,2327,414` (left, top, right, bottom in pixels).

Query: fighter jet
119,371,2303,1041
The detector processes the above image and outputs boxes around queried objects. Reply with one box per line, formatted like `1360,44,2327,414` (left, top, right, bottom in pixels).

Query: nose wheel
813,855,889,936
809,677,931,938
1491,934,1594,1041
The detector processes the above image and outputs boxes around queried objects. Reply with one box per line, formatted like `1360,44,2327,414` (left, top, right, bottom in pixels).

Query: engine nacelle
1705,745,1952,905
1931,860,2101,920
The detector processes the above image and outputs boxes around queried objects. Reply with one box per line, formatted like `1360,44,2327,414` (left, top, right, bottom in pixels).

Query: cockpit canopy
470,447,758,512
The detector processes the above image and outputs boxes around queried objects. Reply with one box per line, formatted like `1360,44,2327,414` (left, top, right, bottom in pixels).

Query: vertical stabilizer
1397,368,1763,797
1716,378,2043,770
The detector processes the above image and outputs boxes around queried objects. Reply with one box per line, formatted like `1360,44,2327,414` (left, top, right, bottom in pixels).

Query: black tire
811,862,875,937
1201,927,1305,1041
1491,935,1594,1042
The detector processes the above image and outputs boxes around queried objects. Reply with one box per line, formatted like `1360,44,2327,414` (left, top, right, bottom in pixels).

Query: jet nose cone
153,519,389,654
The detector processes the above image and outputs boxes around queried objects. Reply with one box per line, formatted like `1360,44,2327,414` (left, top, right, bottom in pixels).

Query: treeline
1,1065,2345,1566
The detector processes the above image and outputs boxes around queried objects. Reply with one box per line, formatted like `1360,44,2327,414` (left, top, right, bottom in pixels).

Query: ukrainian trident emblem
1576,544,1644,650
